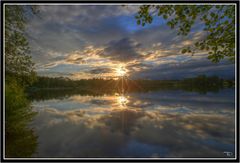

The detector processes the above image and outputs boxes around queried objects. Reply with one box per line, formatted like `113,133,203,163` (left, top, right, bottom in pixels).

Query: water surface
30,89,235,158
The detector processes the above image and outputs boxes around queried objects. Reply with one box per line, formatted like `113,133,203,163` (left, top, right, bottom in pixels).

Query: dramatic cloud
22,4,235,79
88,68,113,74
64,51,87,64
65,57,85,64
99,38,143,63
126,63,154,72
131,58,235,80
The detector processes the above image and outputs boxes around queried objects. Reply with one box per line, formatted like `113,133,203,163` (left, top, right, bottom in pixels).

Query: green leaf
181,49,187,54
137,20,141,25
210,12,215,17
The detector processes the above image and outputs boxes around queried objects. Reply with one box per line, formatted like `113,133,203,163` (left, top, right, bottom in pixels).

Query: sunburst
115,66,127,77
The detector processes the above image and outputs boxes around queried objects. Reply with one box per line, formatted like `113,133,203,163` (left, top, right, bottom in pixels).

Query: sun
115,66,127,77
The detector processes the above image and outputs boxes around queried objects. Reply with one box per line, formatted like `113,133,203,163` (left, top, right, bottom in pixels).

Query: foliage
178,75,225,94
5,5,39,157
135,5,235,63
5,77,37,157
5,5,38,86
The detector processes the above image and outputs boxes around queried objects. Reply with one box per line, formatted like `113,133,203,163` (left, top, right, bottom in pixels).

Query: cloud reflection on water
31,90,235,158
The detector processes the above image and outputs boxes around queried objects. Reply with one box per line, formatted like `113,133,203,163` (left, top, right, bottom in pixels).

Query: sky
26,5,235,80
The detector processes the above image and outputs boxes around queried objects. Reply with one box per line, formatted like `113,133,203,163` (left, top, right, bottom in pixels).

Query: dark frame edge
0,0,239,162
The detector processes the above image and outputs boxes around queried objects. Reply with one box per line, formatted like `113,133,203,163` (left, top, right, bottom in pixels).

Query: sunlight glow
115,66,128,77
117,95,129,107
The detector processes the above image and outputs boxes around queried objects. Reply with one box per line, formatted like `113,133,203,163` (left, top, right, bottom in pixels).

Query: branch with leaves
5,5,38,86
135,5,235,63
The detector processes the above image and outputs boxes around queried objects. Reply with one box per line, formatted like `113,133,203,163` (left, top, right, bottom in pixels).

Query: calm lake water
30,89,235,158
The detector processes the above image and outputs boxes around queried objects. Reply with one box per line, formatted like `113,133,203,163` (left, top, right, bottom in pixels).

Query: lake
29,89,235,158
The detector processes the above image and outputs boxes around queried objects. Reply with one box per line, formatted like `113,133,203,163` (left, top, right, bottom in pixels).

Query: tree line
28,75,235,101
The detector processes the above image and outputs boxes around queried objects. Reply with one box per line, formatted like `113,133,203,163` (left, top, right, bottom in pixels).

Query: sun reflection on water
117,95,129,108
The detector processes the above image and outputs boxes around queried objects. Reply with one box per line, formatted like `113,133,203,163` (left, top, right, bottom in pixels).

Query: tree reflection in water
6,77,235,158
5,81,38,158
